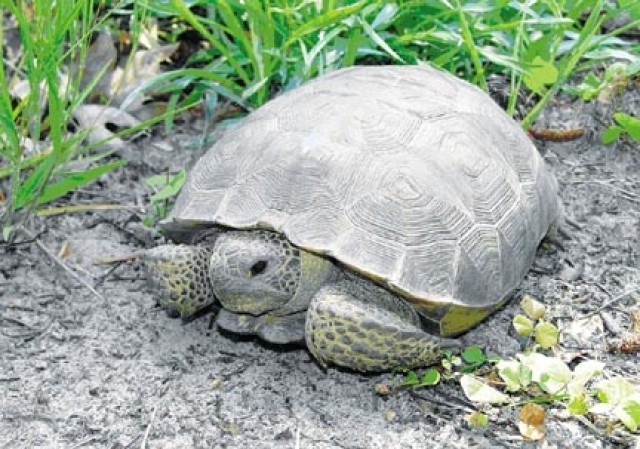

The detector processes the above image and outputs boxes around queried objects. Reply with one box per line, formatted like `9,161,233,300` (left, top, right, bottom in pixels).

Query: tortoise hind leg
305,278,460,372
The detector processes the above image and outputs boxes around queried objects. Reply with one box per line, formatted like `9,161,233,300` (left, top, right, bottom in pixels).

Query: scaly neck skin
276,248,338,316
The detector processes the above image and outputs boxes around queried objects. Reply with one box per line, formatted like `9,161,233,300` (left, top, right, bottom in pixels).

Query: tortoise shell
165,64,559,336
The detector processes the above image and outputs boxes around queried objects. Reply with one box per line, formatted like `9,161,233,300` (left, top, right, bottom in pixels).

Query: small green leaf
37,160,126,206
460,375,509,404
618,400,640,432
524,56,558,94
149,169,186,203
568,360,605,396
521,295,546,320
596,377,637,405
534,321,559,349
462,346,486,365
402,370,419,386
567,393,589,416
145,174,171,187
465,410,489,428
614,112,640,140
513,314,534,337
497,360,524,392
518,353,571,395
497,360,532,392
602,125,623,144
420,368,441,386
574,72,603,100
2,225,14,242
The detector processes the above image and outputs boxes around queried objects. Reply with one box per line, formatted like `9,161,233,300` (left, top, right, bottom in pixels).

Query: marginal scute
167,64,559,330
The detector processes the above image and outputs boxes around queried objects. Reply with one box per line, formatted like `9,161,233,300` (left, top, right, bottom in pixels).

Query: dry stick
294,424,301,449
581,288,640,320
94,251,144,265
140,406,158,449
22,228,107,302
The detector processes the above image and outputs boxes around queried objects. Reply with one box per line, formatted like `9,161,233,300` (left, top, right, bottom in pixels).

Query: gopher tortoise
145,64,560,372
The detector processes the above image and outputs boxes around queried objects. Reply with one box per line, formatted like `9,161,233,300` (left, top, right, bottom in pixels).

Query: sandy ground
1,84,638,449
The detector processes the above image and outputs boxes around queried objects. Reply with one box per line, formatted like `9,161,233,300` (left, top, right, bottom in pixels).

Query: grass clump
135,0,638,123
0,1,128,239
1,1,639,233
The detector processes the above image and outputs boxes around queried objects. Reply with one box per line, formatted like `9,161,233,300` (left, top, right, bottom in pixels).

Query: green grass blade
36,159,125,206
169,0,251,84
453,0,487,90
285,2,368,47
522,0,606,128
0,151,50,180
360,17,405,63
13,152,57,210
216,1,261,75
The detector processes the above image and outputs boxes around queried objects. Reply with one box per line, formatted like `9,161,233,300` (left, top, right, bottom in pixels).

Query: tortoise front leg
305,279,460,372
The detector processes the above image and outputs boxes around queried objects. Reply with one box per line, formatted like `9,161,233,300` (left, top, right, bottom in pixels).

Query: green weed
130,0,638,128
603,112,640,144
143,169,186,226
381,294,640,436
2,1,639,238
0,1,128,239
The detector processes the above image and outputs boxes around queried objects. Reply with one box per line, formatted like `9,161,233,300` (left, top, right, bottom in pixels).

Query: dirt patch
1,87,638,449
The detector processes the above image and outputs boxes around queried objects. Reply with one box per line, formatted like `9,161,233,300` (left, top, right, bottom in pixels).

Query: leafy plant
602,112,640,144
513,294,560,349
129,0,639,129
0,1,132,238
565,62,640,101
143,169,186,226
379,295,640,436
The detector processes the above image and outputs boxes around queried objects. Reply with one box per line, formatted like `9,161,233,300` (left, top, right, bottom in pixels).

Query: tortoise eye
249,260,268,276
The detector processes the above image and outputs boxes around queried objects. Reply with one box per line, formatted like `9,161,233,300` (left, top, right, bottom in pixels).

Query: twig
141,406,158,449
94,251,144,265
0,229,46,247
294,423,301,449
69,437,100,449
581,288,640,320
35,203,142,216
21,228,107,302
93,263,123,287
408,389,475,413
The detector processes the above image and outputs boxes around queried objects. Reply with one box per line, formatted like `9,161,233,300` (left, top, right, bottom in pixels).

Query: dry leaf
563,315,604,347
619,333,640,355
384,410,397,422
632,309,640,332
72,104,141,153
460,375,509,404
58,241,72,259
521,294,546,320
374,383,391,395
109,43,179,111
518,403,545,440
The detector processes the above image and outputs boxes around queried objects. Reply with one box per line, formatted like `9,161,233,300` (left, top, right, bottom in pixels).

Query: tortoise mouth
214,281,291,316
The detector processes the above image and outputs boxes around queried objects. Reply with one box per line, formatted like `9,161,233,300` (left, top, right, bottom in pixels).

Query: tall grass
135,0,638,124
0,1,126,238
1,0,638,237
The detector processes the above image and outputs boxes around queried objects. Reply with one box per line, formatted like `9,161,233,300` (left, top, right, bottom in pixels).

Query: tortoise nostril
249,260,268,276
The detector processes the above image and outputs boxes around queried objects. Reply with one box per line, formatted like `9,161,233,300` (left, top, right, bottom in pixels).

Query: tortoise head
145,230,334,319
209,231,303,315
145,243,216,318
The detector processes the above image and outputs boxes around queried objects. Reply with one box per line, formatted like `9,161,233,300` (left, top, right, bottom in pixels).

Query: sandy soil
1,85,638,449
